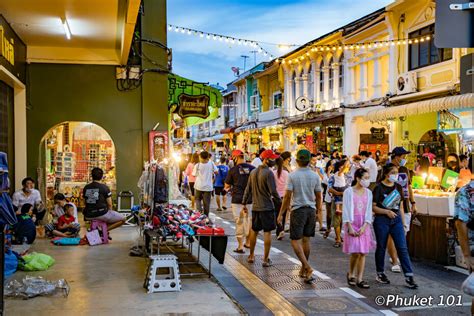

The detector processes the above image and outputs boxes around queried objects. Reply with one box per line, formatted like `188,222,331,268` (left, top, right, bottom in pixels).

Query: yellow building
366,0,473,165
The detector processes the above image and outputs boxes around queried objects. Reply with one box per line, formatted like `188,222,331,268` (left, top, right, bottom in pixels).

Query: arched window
339,53,344,89
319,62,324,92
307,64,313,100
328,57,334,90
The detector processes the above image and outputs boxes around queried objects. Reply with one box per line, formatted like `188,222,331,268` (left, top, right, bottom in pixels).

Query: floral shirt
454,181,474,223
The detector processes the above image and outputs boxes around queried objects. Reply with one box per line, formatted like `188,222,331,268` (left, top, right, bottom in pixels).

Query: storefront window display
41,122,116,209
359,127,390,157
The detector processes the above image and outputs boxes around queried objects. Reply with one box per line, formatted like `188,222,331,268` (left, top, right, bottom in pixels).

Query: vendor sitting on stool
83,167,125,231
57,204,81,237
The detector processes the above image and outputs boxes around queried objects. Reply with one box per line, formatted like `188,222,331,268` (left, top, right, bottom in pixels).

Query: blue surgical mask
400,159,407,166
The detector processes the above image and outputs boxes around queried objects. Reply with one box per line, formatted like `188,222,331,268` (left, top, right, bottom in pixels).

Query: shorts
189,182,195,196
251,210,276,232
214,187,226,196
88,210,124,224
333,186,345,204
331,204,342,229
290,207,316,240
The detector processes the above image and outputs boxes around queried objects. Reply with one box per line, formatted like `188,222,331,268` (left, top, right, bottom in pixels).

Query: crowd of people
181,146,473,290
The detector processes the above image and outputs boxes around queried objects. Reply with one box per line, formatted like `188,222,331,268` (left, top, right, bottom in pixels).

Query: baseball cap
260,149,279,160
280,151,292,161
231,149,244,158
391,146,411,156
296,149,311,162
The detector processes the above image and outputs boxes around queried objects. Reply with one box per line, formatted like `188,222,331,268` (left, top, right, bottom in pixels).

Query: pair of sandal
299,266,315,284
247,256,272,268
347,273,370,288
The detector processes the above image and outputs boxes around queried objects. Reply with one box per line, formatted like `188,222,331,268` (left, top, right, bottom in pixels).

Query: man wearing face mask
12,177,45,224
242,149,281,267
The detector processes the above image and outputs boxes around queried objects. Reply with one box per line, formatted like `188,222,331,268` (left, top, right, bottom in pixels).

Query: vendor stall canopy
365,93,474,122
168,74,222,126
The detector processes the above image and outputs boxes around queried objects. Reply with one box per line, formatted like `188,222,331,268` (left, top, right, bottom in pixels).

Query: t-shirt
251,157,263,168
53,202,79,223
373,182,404,212
273,169,289,197
287,167,322,211
185,163,196,183
193,161,218,192
58,214,76,227
12,189,42,209
214,165,229,188
242,166,281,212
83,182,111,218
13,214,36,244
362,157,378,183
225,163,255,204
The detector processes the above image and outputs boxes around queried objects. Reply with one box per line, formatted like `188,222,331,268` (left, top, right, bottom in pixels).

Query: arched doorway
416,129,458,166
39,122,116,209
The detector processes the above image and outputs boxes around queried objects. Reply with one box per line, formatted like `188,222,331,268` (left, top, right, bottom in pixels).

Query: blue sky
167,0,393,88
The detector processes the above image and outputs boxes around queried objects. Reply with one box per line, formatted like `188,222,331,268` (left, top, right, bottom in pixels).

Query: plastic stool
144,255,181,293
90,220,109,244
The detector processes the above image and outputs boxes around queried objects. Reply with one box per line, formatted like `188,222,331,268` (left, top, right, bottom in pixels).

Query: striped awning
365,93,474,122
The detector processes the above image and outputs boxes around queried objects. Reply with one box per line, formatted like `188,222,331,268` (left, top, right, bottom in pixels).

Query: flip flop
262,258,273,267
333,242,341,248
304,268,315,284
233,248,245,254
247,256,255,264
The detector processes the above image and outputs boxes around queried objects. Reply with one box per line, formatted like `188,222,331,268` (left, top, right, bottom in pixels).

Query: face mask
360,179,370,188
388,174,399,183
399,159,407,166
266,159,276,167
24,188,32,193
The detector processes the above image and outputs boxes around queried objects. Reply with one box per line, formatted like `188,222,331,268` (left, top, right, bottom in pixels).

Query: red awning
220,127,235,134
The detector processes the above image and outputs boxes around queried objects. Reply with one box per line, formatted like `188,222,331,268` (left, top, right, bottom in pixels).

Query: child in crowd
333,159,350,215
13,203,36,244
57,204,81,237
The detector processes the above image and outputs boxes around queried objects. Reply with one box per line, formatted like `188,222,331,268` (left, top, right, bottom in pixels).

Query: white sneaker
391,264,401,273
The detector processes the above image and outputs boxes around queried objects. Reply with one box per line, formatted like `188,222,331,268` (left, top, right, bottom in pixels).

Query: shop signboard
438,108,474,131
441,169,459,190
148,131,168,162
370,127,386,140
177,94,210,119
412,176,425,189
327,127,342,138
269,133,280,142
0,15,26,83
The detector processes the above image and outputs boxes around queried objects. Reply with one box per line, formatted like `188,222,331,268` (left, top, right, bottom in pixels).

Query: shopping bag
19,252,55,271
86,229,102,246
4,249,18,277
462,273,474,296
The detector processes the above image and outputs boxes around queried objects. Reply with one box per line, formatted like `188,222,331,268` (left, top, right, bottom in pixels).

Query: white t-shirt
12,189,42,208
363,157,378,182
251,157,263,168
193,161,218,192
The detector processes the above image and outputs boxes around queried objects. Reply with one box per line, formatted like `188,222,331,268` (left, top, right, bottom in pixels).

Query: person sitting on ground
13,203,36,244
12,177,45,225
57,204,81,237
83,167,125,231
53,193,79,223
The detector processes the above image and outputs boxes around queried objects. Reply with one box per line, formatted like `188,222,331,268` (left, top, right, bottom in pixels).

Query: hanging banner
177,94,210,119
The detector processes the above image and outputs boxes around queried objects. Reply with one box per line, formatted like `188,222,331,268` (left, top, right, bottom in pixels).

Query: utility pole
249,50,257,66
241,55,249,72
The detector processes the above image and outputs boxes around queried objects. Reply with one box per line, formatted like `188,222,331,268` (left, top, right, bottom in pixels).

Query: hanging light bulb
420,38,425,42
180,28,186,33
408,40,412,44
174,27,179,32
206,34,211,39
213,35,217,40
425,35,431,41
187,30,192,35
390,42,395,46
200,32,204,38
414,39,419,43
231,39,235,44
218,36,223,41
344,46,349,50
168,25,172,31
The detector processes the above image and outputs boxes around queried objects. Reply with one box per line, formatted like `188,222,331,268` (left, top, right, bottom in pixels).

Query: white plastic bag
462,273,474,296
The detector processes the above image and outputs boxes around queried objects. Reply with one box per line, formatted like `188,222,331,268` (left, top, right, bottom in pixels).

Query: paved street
203,200,472,315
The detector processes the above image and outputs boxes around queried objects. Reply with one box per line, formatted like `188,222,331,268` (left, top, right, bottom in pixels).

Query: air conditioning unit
397,72,417,95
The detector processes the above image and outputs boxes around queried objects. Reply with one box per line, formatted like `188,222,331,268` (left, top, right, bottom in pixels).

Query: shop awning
220,127,235,134
365,93,474,122
212,134,226,141
235,122,258,133
287,111,344,127
257,118,282,129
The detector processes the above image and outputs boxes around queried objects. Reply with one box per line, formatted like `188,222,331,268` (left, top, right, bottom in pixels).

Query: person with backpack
224,150,255,253
193,151,218,216
214,156,230,212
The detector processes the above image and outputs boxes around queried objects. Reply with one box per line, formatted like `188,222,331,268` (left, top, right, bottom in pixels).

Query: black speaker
435,0,474,48
460,53,474,94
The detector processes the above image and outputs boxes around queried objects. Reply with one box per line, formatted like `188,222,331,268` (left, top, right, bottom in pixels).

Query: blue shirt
214,165,229,188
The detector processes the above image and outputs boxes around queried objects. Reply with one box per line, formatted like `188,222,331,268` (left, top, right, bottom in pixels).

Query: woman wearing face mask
446,153,461,173
342,168,375,289
372,164,418,289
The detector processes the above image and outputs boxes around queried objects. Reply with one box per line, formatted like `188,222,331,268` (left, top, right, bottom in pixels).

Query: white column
323,66,330,105
294,77,301,100
359,61,368,101
302,74,309,98
332,62,340,107
287,77,294,117
372,55,383,98
314,68,321,104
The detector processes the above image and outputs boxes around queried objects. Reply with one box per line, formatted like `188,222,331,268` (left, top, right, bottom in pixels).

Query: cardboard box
427,195,455,217
414,194,429,215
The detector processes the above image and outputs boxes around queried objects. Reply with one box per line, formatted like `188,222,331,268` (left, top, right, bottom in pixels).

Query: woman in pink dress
342,168,375,289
